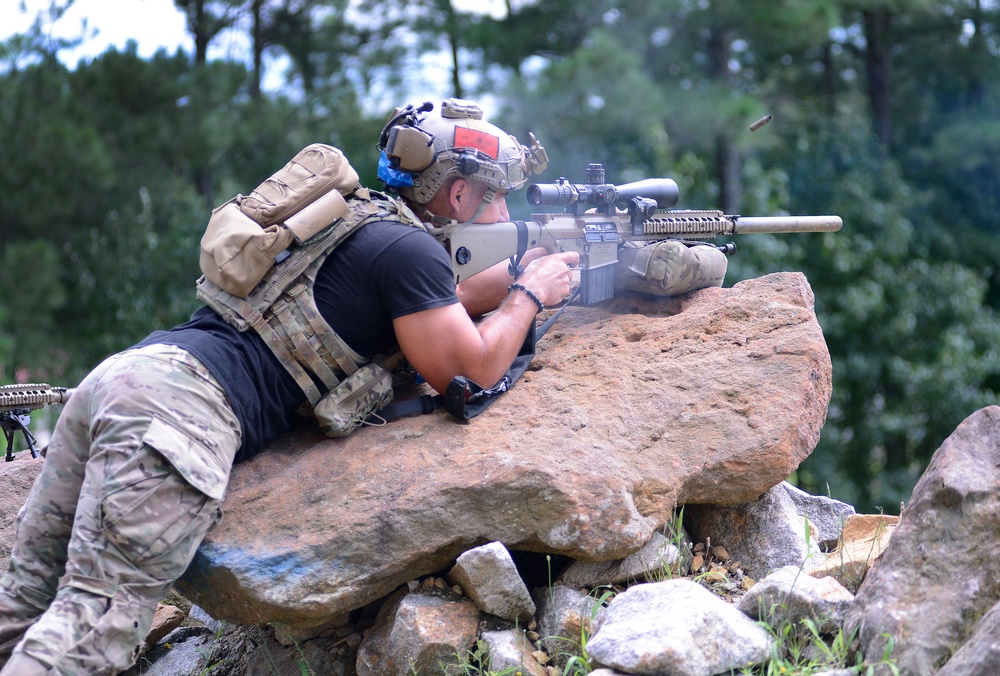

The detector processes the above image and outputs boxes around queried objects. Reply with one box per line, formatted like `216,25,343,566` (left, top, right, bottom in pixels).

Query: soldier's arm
394,251,578,394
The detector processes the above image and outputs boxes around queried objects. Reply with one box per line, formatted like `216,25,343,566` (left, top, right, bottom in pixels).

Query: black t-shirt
137,220,458,462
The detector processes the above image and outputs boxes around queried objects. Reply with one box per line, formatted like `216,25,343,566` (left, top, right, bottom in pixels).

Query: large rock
845,406,1000,675
179,273,832,627
0,457,43,573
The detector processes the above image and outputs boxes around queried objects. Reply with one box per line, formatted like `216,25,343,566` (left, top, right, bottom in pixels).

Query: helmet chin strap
462,187,496,227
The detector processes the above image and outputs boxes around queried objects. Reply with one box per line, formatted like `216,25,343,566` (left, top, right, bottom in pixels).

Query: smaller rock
936,599,1000,675
737,565,854,634
534,585,607,668
143,603,186,650
587,579,773,675
782,482,856,548
558,531,689,588
356,589,479,676
447,542,536,623
804,514,898,593
480,630,548,676
686,482,829,579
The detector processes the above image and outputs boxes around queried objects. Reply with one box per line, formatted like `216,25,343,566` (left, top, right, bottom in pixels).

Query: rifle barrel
0,384,73,410
733,215,843,234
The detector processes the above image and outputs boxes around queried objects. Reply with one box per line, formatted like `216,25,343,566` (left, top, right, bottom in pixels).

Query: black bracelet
508,282,544,313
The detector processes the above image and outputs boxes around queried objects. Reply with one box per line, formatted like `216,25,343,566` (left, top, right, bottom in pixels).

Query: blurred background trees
1,0,998,512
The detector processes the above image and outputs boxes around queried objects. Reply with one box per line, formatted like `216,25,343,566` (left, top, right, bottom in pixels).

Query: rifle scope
527,175,680,211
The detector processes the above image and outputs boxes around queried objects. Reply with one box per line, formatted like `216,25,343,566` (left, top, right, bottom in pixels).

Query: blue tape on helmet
378,152,414,188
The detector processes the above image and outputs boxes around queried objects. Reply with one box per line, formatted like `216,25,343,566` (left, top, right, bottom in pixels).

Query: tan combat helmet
377,98,548,206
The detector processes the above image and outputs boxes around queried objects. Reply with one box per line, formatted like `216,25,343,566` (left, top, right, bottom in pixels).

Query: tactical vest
195,144,429,436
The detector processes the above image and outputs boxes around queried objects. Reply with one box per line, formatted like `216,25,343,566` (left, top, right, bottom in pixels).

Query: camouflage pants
615,239,728,296
0,344,241,675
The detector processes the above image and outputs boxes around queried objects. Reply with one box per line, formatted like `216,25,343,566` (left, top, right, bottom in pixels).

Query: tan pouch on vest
313,362,395,438
199,144,361,297
239,143,357,242
200,203,296,298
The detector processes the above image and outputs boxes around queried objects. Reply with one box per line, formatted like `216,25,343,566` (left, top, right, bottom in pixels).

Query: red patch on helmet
454,127,500,159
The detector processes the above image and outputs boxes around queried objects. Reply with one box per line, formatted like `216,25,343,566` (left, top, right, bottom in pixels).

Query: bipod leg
3,422,15,462
1,411,38,461
22,424,39,458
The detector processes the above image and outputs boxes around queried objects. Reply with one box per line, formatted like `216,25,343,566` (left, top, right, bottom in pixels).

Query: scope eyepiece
527,181,577,206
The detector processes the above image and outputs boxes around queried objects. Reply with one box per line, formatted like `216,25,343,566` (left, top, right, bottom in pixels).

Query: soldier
0,98,723,675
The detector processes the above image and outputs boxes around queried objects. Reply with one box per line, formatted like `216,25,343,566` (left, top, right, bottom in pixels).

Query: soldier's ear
448,178,470,210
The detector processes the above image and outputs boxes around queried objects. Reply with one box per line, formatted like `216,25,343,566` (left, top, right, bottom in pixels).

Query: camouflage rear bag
615,240,727,297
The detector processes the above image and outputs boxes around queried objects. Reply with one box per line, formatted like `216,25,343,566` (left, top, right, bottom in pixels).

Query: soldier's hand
518,251,580,306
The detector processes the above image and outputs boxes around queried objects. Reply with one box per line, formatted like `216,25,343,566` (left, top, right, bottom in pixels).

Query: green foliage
736,616,900,676
751,116,1000,511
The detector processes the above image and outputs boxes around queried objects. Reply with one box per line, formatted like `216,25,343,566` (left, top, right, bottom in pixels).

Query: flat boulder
178,272,832,628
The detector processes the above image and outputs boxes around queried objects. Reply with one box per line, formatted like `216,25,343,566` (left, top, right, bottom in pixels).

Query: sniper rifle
435,162,843,305
1,384,73,461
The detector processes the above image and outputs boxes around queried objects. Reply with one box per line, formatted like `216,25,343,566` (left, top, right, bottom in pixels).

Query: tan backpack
196,144,426,437
200,143,360,297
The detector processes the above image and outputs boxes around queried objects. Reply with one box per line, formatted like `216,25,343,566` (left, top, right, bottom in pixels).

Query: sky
2,0,509,104
3,0,510,65
4,0,194,63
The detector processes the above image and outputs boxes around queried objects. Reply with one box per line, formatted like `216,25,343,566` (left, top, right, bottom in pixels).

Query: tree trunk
822,42,837,116
966,0,985,106
443,0,463,98
707,26,741,213
250,0,263,99
194,0,210,65
862,9,893,148
716,135,742,215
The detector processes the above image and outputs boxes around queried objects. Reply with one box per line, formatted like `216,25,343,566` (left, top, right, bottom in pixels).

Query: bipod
2,408,39,462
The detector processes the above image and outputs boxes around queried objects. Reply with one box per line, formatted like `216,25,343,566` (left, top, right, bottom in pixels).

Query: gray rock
935,599,1000,675
186,604,223,634
534,584,607,667
125,627,215,676
480,629,547,676
178,273,833,628
845,406,1000,676
355,589,479,676
781,481,855,548
558,530,690,588
447,542,535,623
686,481,824,579
737,564,854,634
587,579,773,676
